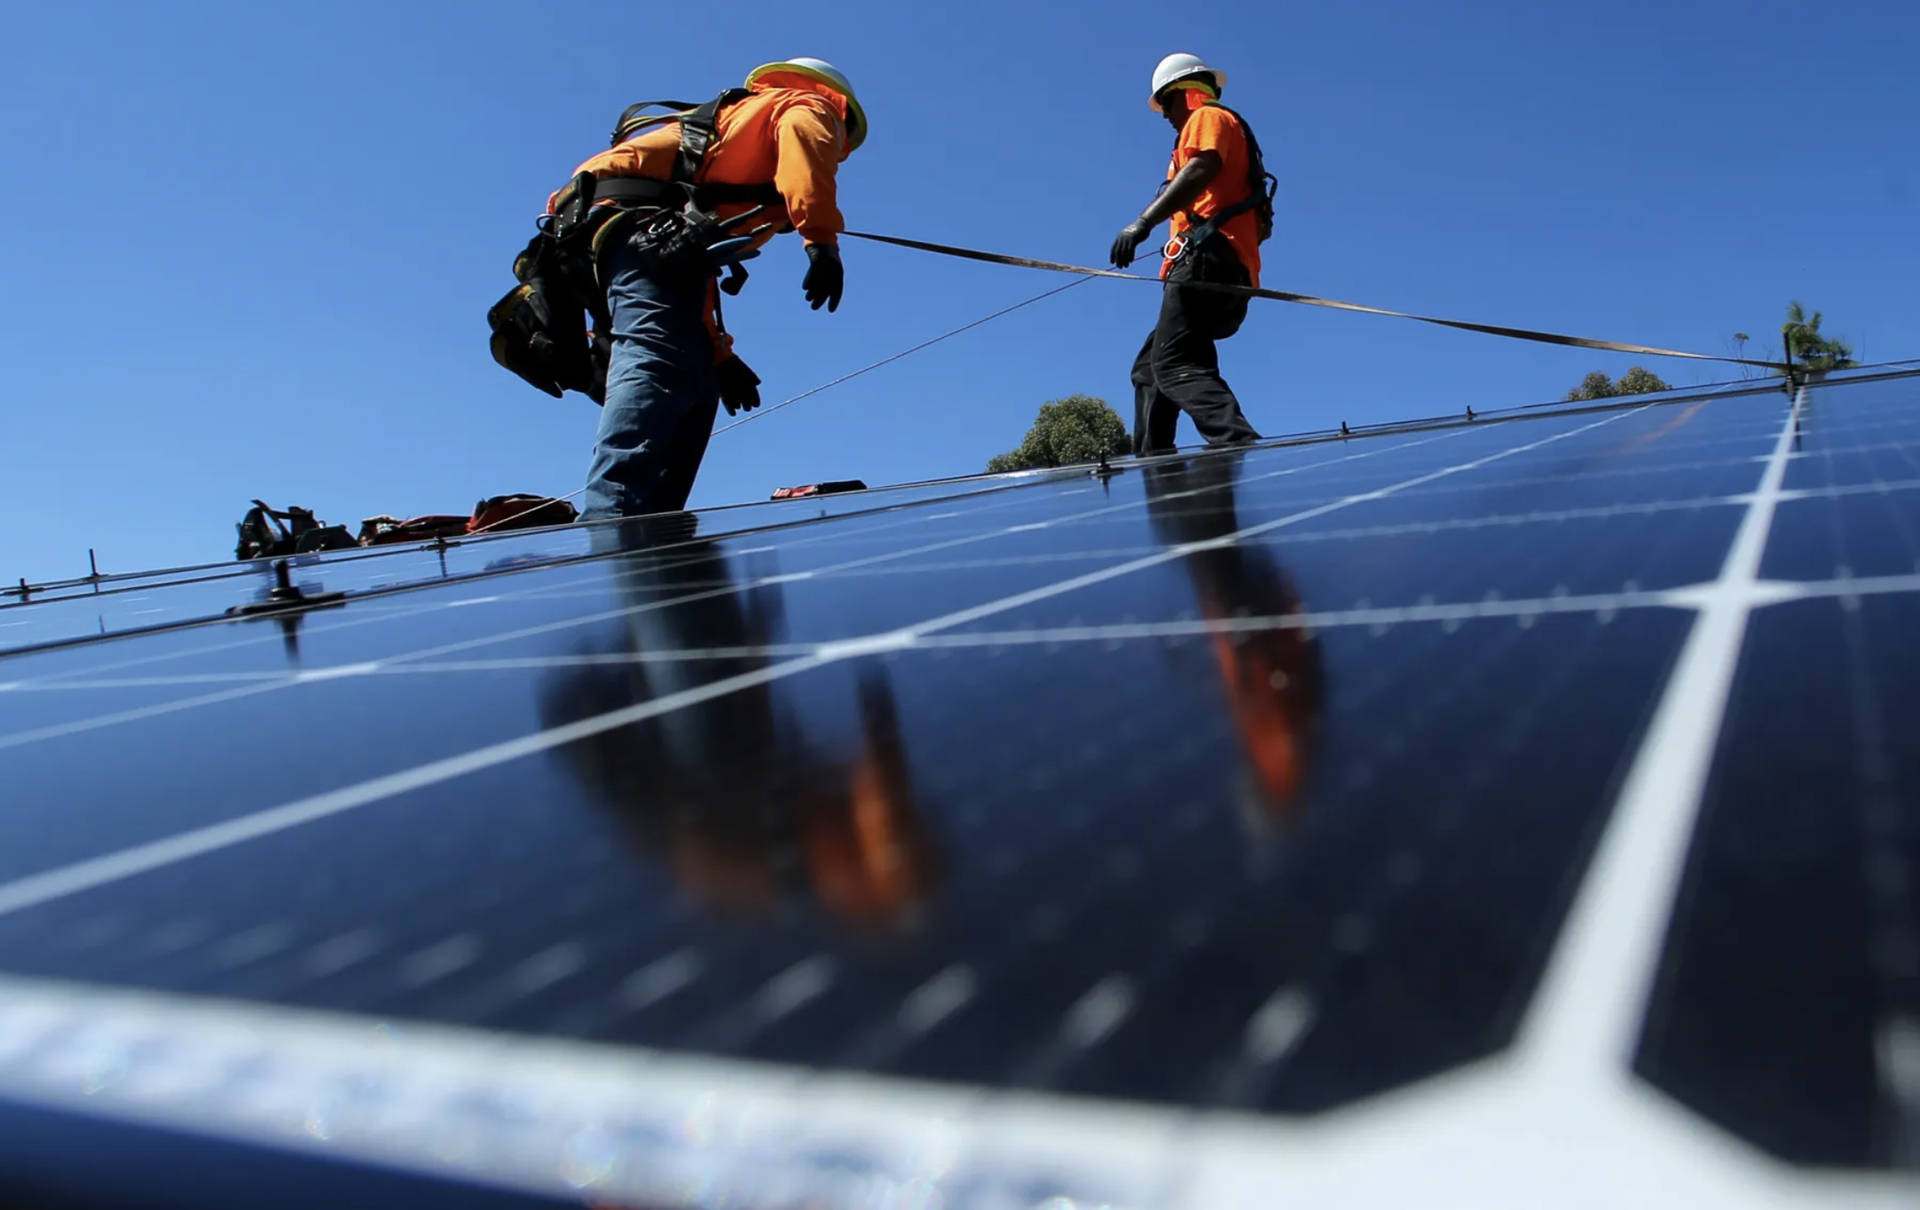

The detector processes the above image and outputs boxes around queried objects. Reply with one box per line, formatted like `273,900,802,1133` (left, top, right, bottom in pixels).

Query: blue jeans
581,239,721,520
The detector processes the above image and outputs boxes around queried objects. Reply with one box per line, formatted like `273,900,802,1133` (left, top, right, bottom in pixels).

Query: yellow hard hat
747,57,868,152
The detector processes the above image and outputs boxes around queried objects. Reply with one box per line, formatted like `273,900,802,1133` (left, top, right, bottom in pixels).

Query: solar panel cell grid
1,370,1916,1208
1639,592,1920,1167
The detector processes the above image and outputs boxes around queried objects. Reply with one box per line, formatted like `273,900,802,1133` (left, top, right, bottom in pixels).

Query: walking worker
1109,53,1276,456
555,59,865,520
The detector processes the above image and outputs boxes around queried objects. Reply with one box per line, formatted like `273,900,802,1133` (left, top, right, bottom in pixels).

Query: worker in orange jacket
539,525,941,931
560,59,867,520
1111,54,1264,456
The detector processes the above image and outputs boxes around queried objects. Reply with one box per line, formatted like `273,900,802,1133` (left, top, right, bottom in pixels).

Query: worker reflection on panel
1144,451,1325,826
538,523,939,929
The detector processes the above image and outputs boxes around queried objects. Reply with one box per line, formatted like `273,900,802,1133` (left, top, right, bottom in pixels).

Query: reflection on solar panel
2,370,1918,1208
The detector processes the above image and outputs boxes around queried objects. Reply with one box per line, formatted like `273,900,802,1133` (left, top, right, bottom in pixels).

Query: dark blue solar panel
1636,370,1920,1169
1,371,1915,1208
1763,375,1920,582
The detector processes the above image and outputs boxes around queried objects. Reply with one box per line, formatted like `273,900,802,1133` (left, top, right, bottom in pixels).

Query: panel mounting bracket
226,560,346,618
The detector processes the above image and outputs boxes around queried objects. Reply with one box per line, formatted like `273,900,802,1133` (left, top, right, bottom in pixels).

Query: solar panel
1634,374,1920,1170
1,370,1916,1208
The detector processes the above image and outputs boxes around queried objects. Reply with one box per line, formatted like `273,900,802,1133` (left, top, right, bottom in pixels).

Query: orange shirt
1164,98,1261,287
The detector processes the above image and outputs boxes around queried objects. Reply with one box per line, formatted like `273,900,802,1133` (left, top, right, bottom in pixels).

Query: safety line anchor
1091,450,1120,481
226,559,346,618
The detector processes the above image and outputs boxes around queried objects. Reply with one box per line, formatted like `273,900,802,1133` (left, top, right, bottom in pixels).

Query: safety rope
711,273,1097,435
470,228,1795,540
842,230,1794,374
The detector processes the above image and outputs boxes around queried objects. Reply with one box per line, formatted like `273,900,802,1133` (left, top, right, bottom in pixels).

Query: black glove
1110,219,1152,269
802,242,843,312
716,355,761,416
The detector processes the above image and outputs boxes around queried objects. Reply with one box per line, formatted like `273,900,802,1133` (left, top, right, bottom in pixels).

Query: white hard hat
1149,52,1226,111
747,57,868,151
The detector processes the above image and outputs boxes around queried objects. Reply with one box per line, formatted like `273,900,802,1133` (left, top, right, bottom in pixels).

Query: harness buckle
1163,233,1187,262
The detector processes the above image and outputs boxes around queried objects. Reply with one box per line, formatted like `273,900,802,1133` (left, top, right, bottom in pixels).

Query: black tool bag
487,173,616,403
234,500,355,560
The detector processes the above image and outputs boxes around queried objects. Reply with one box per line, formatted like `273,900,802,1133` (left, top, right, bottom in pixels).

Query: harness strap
1175,194,1261,254
672,88,749,181
595,88,782,216
1167,103,1277,258
609,99,703,147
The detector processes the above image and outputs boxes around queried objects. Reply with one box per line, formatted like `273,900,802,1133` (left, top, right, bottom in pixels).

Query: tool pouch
609,206,734,295
489,277,591,400
487,174,613,403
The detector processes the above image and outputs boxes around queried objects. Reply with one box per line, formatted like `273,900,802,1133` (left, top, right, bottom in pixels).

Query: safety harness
1165,103,1278,262
487,89,781,402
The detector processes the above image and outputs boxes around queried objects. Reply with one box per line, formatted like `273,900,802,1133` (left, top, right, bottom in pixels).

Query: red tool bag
357,515,472,546
770,480,867,500
468,494,579,534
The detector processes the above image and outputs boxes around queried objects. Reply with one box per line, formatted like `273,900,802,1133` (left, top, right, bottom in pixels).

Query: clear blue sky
3,0,1915,583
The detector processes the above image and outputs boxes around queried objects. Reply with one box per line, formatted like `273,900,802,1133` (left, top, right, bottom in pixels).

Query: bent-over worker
554,59,866,519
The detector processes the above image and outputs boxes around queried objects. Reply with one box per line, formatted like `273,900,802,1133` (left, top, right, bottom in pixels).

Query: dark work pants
582,239,721,520
1130,235,1261,456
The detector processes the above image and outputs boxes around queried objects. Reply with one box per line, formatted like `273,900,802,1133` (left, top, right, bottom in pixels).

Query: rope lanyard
842,230,1792,374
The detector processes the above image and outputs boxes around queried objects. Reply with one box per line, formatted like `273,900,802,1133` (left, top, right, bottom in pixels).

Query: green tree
1564,366,1672,402
1565,370,1617,402
1781,301,1855,372
986,394,1129,473
1613,366,1673,395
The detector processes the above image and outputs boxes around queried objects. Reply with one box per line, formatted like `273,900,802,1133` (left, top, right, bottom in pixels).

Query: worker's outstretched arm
1110,150,1223,268
773,101,846,246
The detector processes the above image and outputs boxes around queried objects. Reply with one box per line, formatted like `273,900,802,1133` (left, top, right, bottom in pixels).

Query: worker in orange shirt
556,59,866,520
1110,54,1273,456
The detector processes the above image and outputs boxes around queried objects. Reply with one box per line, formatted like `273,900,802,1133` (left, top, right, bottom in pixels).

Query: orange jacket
1163,93,1261,287
558,75,849,245
550,75,851,362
